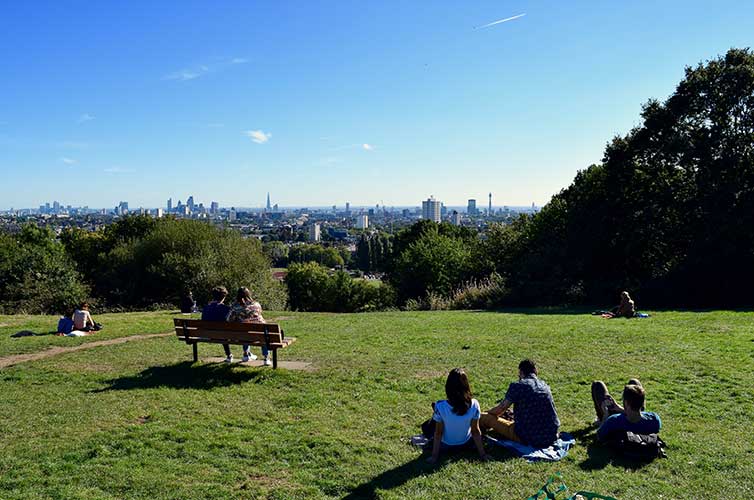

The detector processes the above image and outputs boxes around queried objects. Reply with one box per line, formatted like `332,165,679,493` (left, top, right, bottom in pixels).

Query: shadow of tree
92,361,274,392
341,447,515,499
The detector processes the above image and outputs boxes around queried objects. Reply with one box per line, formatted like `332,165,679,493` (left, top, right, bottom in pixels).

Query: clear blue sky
2,1,753,210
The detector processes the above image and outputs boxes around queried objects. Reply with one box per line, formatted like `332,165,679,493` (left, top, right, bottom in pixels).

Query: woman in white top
427,368,489,464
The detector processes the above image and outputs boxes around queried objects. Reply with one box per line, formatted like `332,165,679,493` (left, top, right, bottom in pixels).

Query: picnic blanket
485,432,575,462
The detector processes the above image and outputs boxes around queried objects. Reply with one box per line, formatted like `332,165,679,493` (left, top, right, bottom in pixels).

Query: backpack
608,431,667,460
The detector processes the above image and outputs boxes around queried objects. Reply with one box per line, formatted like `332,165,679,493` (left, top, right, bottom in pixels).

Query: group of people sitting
56,303,102,336
426,360,662,463
200,285,271,366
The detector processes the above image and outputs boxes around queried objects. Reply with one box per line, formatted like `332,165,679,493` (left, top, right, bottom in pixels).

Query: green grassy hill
1,310,752,499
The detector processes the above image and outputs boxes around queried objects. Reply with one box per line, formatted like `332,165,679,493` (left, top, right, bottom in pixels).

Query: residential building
422,196,441,222
356,214,369,229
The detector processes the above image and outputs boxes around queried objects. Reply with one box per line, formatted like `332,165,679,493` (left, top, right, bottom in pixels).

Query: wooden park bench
173,318,296,369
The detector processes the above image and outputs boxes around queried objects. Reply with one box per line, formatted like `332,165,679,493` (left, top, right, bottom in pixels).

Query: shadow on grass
92,361,272,392
9,330,58,338
571,425,657,472
341,447,515,499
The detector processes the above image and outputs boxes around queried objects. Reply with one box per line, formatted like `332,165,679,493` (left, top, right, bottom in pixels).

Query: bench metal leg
272,349,278,369
192,342,198,363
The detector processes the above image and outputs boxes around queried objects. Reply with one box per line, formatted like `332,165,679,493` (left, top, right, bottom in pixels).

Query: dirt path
0,333,173,369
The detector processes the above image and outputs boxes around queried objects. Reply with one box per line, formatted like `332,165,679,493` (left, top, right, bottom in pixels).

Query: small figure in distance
594,381,661,442
480,359,561,448
201,286,233,363
427,368,489,464
180,290,196,314
228,286,272,366
603,291,635,318
56,309,75,335
73,302,99,332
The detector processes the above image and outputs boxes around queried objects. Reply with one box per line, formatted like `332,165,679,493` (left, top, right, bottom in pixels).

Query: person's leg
261,345,269,358
223,343,231,357
479,413,520,442
591,381,610,421
242,344,250,355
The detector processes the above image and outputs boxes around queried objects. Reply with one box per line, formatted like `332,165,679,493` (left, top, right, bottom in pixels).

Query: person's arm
427,421,444,464
470,419,489,461
86,311,94,327
487,399,512,416
596,415,615,441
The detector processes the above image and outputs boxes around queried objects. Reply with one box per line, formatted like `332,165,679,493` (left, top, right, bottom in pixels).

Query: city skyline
2,1,754,210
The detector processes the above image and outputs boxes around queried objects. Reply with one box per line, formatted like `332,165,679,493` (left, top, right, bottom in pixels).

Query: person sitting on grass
73,303,98,332
480,359,561,448
591,378,643,424
427,368,489,464
201,286,233,363
603,291,636,318
596,382,661,441
228,286,271,366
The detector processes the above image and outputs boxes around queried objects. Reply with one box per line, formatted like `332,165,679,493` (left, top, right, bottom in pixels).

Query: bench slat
174,337,295,348
172,319,280,333
173,328,283,343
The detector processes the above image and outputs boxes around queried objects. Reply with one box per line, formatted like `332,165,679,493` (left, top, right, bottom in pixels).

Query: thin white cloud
103,166,134,173
60,157,77,165
475,13,526,29
362,143,374,151
331,143,375,152
245,130,271,144
78,113,95,123
164,57,248,81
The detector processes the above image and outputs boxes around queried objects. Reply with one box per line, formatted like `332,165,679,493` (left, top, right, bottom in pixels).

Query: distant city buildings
266,192,272,211
422,196,441,223
488,193,492,216
451,210,462,226
308,223,321,242
467,199,477,215
356,214,369,229
228,208,237,221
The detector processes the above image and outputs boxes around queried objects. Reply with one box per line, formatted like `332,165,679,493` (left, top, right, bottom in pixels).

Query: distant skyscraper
156,208,164,218
309,223,321,242
422,196,441,223
210,201,219,214
467,199,477,215
187,195,195,211
488,193,492,216
345,202,351,215
167,198,172,212
356,214,369,229
451,210,462,226
229,208,237,221
266,192,271,211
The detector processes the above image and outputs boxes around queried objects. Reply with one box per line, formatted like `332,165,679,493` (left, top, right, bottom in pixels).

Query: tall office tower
187,196,195,211
451,210,462,226
266,192,271,211
167,198,172,212
53,201,60,212
309,223,321,242
467,199,477,215
488,193,492,216
421,196,442,222
356,214,369,229
210,201,219,214
345,202,351,215
229,208,237,221
156,208,164,218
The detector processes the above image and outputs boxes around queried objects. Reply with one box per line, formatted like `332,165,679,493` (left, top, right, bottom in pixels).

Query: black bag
421,418,436,439
609,431,667,459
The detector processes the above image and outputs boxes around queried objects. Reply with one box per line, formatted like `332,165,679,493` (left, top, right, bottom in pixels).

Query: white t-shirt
432,398,481,445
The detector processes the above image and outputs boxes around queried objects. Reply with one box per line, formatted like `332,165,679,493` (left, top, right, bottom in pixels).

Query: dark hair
236,286,252,303
518,359,537,376
445,368,472,415
79,302,89,310
622,384,646,410
211,286,228,301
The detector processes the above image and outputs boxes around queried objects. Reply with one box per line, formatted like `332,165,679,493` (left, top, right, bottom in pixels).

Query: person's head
518,359,537,379
620,291,631,300
211,286,228,302
236,286,252,304
622,383,645,412
79,302,89,311
445,368,472,415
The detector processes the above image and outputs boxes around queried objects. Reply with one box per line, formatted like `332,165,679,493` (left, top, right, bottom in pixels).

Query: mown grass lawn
0,309,752,499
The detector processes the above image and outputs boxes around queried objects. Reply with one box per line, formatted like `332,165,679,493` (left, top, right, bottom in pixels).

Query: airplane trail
475,13,526,29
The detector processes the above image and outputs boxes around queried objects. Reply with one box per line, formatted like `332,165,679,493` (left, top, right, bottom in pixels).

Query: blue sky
1,1,753,210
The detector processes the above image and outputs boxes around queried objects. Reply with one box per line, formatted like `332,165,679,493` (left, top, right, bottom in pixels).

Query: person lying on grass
480,359,561,448
427,368,490,464
591,377,643,424
595,382,661,441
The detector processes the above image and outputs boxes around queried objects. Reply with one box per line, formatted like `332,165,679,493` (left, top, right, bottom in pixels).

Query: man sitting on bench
201,286,232,362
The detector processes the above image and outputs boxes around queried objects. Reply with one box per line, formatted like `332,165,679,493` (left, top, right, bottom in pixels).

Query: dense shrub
0,225,89,314
285,262,395,312
288,243,344,268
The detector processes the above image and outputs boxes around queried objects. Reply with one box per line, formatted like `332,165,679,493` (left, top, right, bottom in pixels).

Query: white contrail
475,13,526,29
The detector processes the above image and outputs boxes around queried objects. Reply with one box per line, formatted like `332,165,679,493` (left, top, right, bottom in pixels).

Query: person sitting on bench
201,286,233,363
480,359,561,448
595,382,661,441
228,287,271,366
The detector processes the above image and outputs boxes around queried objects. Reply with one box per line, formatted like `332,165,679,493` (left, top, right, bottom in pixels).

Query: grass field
1,309,752,499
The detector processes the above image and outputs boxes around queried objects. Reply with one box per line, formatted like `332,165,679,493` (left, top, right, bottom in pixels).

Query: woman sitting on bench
228,287,271,366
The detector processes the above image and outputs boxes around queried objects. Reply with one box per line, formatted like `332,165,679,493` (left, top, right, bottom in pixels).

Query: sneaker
263,356,272,367
224,355,233,364
242,352,257,362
